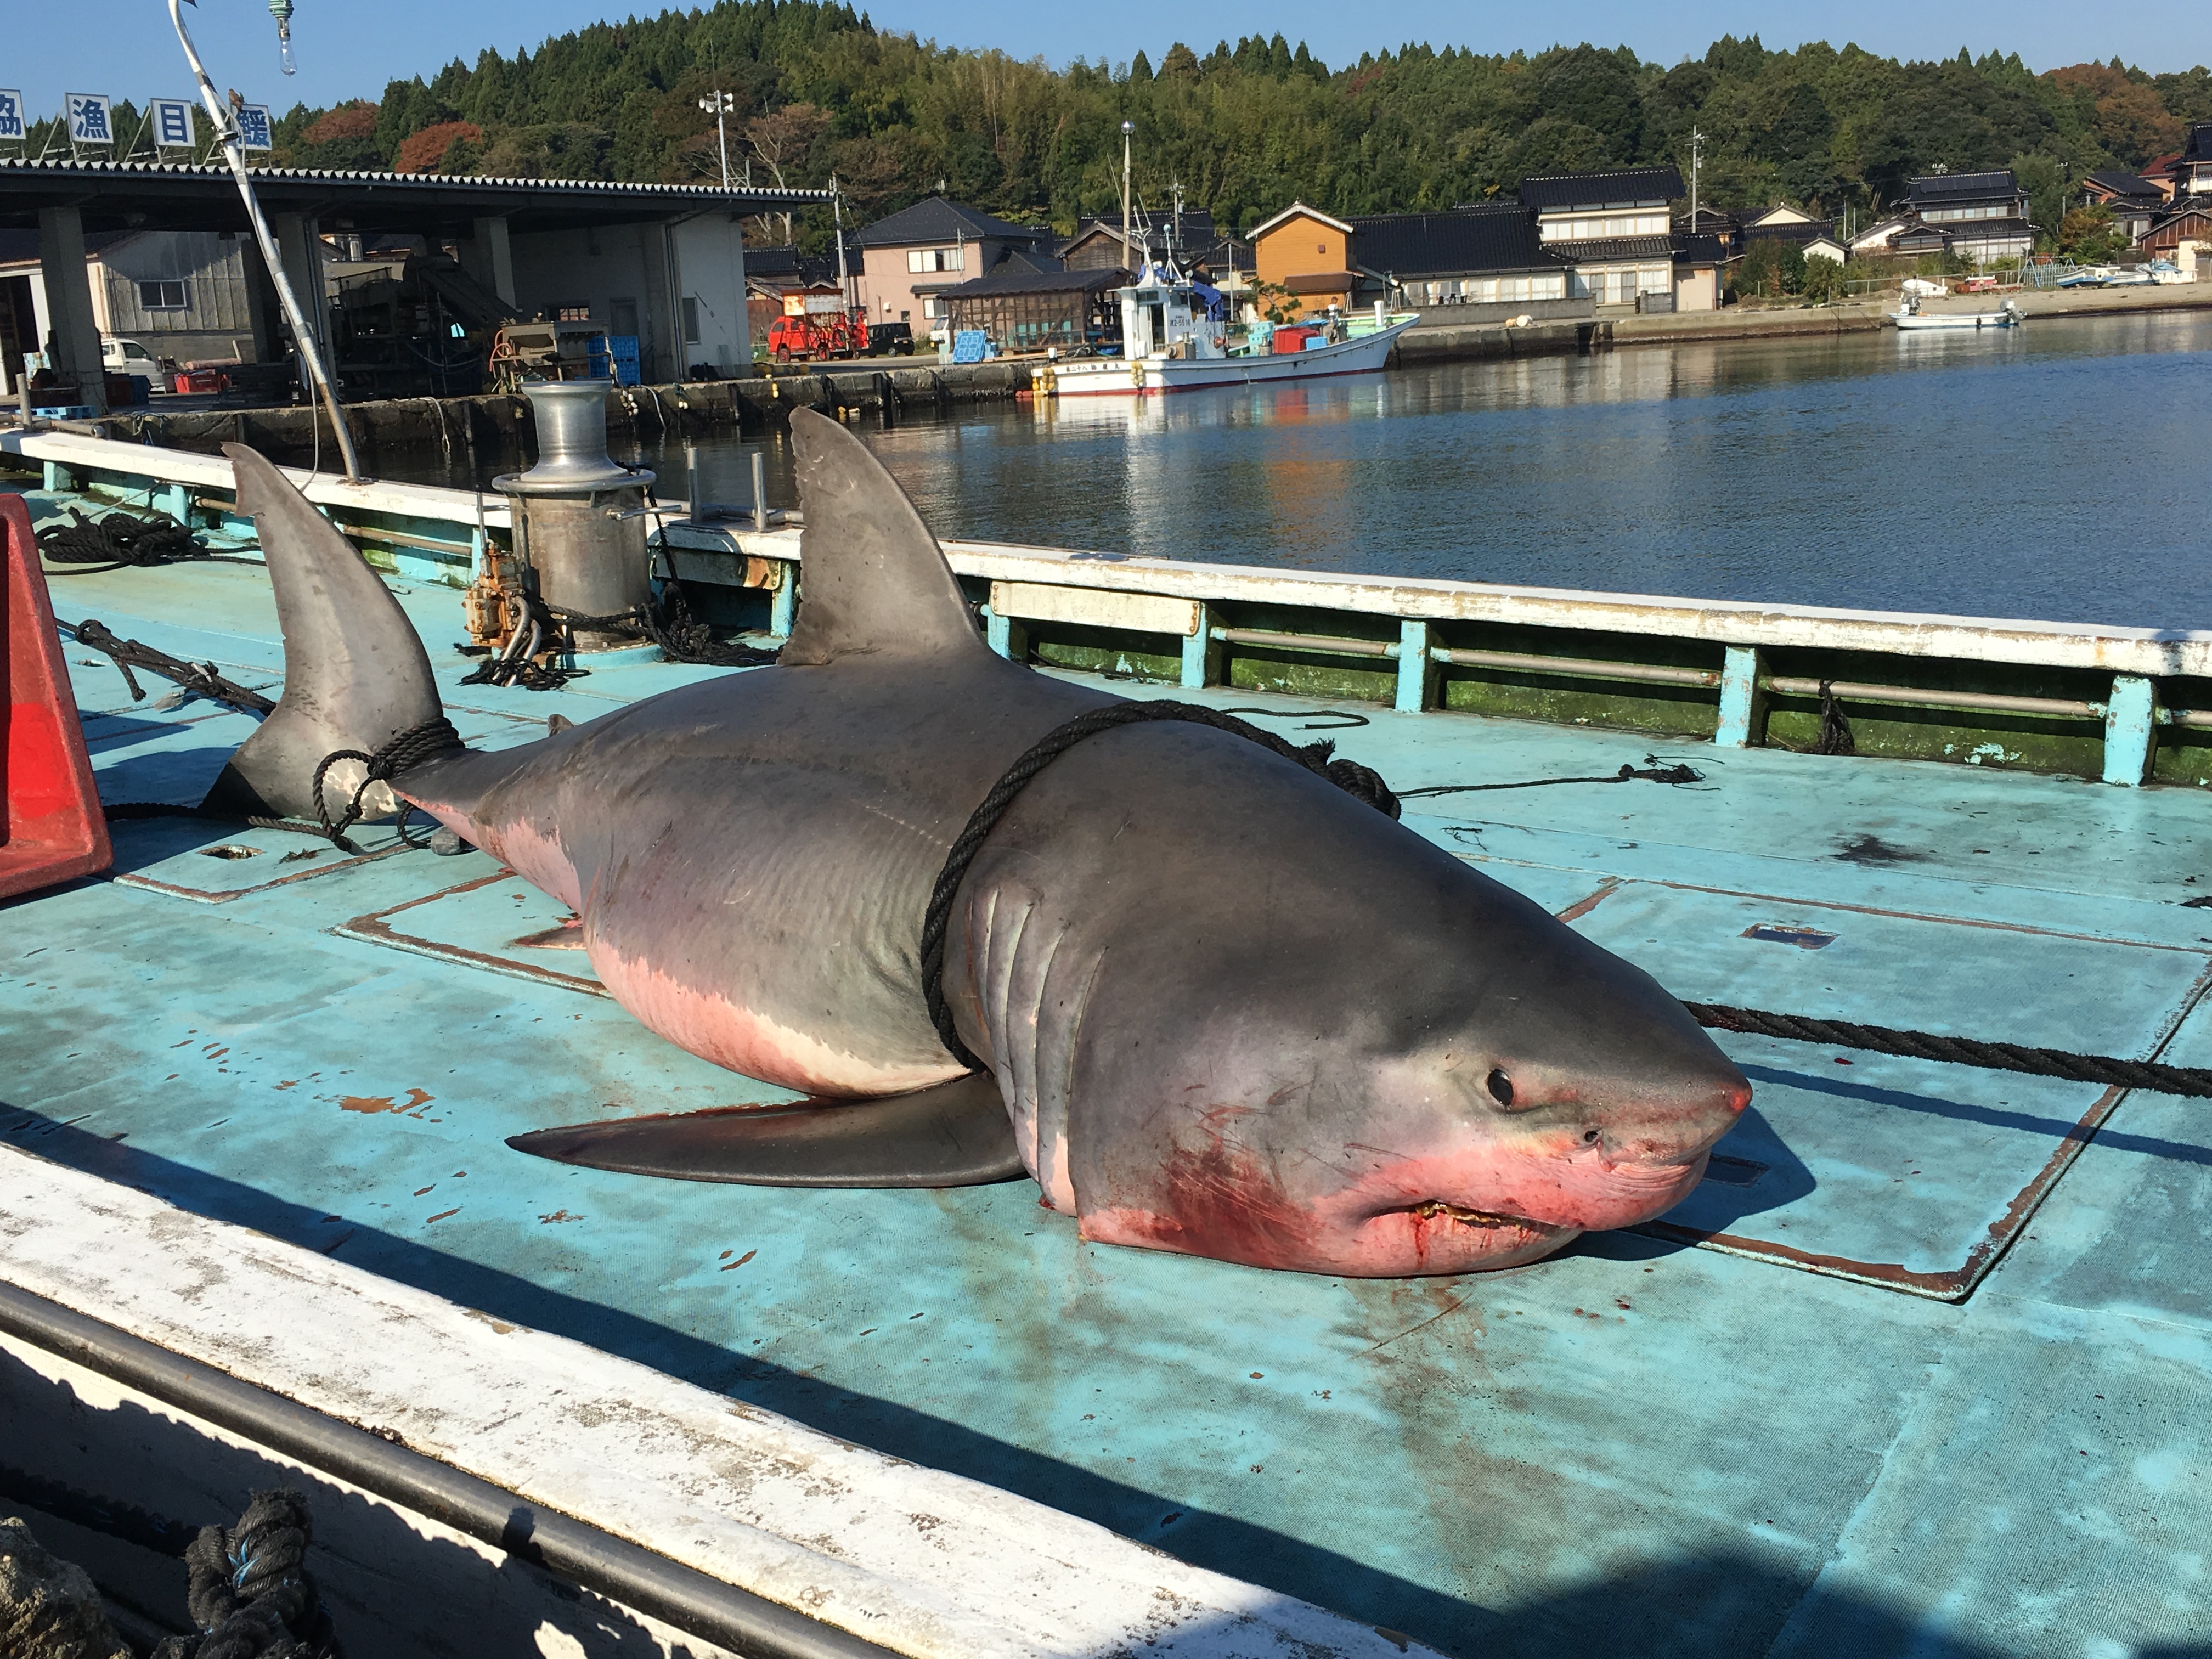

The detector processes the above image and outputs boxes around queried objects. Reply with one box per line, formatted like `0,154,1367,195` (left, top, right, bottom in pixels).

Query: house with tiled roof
1520,165,1686,308
851,196,1057,339
2082,171,2167,245
1903,171,2034,263
1739,204,1847,264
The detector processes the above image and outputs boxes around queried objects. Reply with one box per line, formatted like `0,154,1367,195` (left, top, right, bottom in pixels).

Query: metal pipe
686,442,701,527
1432,646,1720,687
1209,627,1398,658
1762,676,2101,719
0,1279,896,1659
2160,708,2212,728
752,451,768,534
168,0,362,485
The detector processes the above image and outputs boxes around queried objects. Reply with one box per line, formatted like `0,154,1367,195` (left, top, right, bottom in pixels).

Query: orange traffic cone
2,492,112,899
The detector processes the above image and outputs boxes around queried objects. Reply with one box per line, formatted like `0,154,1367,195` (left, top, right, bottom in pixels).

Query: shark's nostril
1487,1069,1514,1106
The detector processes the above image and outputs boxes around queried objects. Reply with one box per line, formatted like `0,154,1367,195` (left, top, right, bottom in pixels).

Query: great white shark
205,411,1750,1277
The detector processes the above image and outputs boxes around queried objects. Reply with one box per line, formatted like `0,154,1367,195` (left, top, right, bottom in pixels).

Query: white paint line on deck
0,1144,1425,1659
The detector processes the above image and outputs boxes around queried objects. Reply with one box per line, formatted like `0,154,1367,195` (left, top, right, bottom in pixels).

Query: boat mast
1120,120,1135,275
169,0,362,483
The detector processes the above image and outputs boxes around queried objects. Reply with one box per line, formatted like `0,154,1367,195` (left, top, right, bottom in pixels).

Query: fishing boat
1890,292,2024,330
8,399,2212,1657
1049,265,1418,396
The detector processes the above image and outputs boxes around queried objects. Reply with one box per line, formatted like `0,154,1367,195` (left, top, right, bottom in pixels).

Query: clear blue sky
11,1,2208,121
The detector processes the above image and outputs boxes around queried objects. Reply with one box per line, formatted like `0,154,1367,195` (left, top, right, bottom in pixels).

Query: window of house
556,304,591,321
682,296,701,343
138,279,187,311
921,297,941,318
906,246,966,273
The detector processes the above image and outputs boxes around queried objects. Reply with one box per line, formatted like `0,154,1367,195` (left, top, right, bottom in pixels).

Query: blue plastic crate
951,330,989,365
606,335,641,387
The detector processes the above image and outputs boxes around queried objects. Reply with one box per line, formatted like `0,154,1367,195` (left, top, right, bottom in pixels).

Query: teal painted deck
7,504,2212,1656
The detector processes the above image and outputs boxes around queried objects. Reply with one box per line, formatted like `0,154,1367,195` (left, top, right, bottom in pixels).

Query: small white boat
1891,294,2024,331
1052,265,1417,397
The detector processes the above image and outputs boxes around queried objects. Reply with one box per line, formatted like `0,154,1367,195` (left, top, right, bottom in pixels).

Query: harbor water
615,311,2212,630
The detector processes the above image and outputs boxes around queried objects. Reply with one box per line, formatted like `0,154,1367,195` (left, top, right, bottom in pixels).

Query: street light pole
698,90,735,189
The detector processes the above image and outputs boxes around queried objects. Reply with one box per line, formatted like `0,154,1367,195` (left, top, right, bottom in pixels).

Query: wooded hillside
244,7,2212,244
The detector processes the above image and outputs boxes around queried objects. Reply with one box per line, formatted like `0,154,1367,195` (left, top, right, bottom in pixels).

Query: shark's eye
1486,1069,1514,1107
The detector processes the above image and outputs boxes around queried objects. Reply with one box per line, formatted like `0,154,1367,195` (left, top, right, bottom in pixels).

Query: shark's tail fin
199,444,445,823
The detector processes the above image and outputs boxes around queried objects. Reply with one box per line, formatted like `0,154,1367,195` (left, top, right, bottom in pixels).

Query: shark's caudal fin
200,444,444,822
778,407,989,668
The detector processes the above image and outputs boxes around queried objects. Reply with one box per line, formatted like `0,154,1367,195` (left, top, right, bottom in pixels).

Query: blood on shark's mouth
1400,1198,1561,1233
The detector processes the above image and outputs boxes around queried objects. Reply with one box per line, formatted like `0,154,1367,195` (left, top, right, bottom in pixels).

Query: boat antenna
170,0,362,483
1120,120,1134,275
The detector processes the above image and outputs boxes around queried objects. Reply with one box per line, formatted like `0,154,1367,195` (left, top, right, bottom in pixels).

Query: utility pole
832,174,852,314
1689,127,1704,229
1120,120,1135,272
698,89,735,189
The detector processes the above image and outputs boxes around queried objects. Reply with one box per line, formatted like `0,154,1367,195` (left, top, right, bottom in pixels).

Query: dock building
0,159,822,411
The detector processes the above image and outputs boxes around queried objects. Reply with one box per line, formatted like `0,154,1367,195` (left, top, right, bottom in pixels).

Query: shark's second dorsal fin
781,407,985,667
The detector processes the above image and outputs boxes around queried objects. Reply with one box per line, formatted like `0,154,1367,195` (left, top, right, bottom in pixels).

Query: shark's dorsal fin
780,406,985,667
200,444,443,820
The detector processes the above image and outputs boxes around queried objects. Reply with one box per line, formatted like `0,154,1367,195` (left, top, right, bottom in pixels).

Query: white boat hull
1891,309,2021,331
1052,320,1418,396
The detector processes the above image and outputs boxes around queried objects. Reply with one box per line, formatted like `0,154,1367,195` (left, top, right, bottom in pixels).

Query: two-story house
1519,165,1685,308
851,197,1058,339
1903,171,2034,263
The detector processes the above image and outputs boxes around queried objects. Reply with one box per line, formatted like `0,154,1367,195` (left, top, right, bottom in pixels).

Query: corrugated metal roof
937,266,1125,297
1516,167,1685,211
1347,205,1553,278
0,155,827,202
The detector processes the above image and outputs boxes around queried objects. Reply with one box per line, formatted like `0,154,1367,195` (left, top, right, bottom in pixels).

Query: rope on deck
36,506,202,574
1686,1002,2212,1098
59,619,276,717
0,1483,338,1658
920,699,1400,1069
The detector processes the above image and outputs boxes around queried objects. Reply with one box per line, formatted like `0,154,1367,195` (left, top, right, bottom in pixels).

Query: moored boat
1890,292,2024,330
1050,264,1418,396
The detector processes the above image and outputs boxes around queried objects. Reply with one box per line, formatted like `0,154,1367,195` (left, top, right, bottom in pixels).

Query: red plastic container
1271,326,1319,354
173,368,229,394
1,493,112,899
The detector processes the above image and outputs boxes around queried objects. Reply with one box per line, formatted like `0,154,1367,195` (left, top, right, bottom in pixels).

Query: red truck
765,306,867,363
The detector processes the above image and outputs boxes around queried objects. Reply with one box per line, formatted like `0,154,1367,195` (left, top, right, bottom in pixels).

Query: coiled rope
918,700,1399,1068
158,1488,338,1659
36,506,202,573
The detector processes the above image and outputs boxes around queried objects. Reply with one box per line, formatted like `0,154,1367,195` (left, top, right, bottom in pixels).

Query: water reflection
627,311,2210,627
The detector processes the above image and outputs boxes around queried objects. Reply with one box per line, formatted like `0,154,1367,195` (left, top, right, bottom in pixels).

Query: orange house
1249,202,1357,319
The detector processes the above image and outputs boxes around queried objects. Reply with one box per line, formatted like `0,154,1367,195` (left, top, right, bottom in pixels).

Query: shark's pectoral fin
506,1070,1025,1188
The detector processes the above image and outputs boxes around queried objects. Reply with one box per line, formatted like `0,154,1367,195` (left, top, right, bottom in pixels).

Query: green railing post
1181,604,1222,690
1395,619,1434,712
1716,646,1766,748
2103,674,2155,786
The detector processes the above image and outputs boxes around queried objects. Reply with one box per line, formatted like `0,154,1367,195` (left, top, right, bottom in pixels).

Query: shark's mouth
1400,1199,1565,1234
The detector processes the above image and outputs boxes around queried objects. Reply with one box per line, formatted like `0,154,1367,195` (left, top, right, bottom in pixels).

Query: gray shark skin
203,444,442,822
235,408,1751,1276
